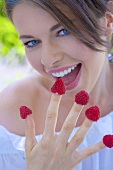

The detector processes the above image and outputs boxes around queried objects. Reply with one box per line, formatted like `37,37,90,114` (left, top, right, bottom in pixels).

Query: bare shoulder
0,73,52,135
0,73,51,103
0,74,41,107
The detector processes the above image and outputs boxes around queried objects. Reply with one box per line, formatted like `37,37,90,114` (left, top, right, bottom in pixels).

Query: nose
41,40,63,69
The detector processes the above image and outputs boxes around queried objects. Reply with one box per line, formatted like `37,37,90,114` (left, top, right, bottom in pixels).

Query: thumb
25,114,37,155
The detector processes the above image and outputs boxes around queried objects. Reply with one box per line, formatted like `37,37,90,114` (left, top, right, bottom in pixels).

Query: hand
25,93,105,170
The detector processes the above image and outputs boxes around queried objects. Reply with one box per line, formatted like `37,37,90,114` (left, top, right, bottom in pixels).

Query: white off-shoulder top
0,111,113,170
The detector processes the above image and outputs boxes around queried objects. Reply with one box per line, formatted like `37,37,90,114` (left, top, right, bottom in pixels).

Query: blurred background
0,0,36,92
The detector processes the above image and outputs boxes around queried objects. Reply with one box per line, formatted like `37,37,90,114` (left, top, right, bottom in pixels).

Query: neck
89,58,113,108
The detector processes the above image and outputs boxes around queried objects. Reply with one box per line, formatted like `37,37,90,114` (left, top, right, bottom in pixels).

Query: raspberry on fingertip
103,134,113,148
20,106,32,119
75,90,90,105
85,106,100,122
51,78,66,95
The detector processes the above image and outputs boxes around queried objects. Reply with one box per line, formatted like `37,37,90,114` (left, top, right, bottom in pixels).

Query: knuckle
86,148,94,157
25,126,34,137
25,140,31,150
46,110,56,120
84,120,92,128
63,123,74,131
41,137,51,150
25,124,30,132
99,142,105,149
25,138,35,148
53,146,61,158
73,134,84,145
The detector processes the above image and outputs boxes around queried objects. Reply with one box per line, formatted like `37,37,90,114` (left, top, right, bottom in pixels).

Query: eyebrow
19,23,61,39
50,23,61,31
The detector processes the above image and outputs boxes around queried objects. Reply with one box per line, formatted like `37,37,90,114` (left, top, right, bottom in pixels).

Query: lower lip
65,65,82,91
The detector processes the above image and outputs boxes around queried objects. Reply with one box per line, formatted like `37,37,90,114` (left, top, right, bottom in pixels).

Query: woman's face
12,2,107,97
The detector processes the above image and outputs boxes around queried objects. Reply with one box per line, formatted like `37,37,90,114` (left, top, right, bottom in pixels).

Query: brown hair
5,0,112,51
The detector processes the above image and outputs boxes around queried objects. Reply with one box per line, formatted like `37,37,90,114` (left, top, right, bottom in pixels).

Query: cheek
26,50,43,73
82,53,106,89
69,39,104,68
61,37,92,61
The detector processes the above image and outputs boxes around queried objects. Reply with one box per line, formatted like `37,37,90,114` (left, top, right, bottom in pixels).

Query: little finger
73,141,105,165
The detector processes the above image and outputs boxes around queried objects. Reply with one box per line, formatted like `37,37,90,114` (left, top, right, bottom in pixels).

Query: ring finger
58,102,84,145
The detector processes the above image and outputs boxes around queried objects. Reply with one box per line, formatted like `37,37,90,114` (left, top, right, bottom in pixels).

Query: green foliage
0,0,25,64
0,0,6,16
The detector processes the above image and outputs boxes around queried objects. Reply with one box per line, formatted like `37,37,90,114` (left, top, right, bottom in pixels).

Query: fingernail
20,106,32,119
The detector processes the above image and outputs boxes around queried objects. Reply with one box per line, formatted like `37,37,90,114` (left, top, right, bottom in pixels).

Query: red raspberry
75,90,90,105
103,134,113,148
85,106,100,121
51,78,66,95
20,106,32,119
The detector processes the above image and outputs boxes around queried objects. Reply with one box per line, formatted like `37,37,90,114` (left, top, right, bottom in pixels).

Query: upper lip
48,64,78,74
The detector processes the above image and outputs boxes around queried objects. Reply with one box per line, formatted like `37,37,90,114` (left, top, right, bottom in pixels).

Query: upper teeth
52,65,77,78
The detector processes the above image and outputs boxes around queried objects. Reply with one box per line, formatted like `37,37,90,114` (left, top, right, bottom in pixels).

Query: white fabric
0,111,113,170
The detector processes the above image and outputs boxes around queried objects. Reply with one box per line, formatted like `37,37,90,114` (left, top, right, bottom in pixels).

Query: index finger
43,93,62,135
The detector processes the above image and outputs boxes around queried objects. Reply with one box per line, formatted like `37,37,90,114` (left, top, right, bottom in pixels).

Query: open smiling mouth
51,63,82,91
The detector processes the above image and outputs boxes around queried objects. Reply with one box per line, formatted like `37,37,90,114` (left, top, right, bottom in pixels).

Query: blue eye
57,29,70,36
24,40,40,48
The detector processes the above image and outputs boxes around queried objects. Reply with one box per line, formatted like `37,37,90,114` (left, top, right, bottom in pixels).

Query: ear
105,1,113,36
107,1,113,14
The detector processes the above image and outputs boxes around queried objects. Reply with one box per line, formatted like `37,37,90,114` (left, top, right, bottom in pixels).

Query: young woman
0,0,113,169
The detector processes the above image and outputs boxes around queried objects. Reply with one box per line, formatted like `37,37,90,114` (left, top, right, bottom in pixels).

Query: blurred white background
0,58,37,92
